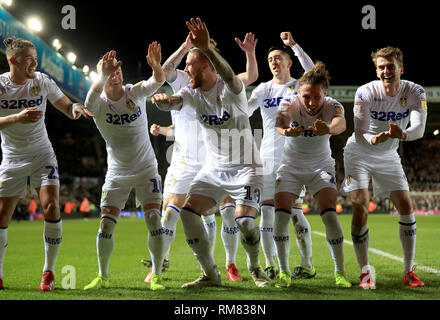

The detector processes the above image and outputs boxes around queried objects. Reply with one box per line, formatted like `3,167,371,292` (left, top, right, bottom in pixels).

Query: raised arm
186,17,243,95
235,32,258,87
163,35,193,83
146,41,165,83
281,32,314,72
86,50,122,108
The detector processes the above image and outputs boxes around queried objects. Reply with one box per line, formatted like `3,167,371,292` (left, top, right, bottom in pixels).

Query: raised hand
183,34,193,51
280,31,296,47
235,32,258,54
100,50,122,77
186,17,210,51
146,41,162,69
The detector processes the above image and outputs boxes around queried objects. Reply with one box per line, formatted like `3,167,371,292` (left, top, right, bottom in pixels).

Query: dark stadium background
1,1,439,218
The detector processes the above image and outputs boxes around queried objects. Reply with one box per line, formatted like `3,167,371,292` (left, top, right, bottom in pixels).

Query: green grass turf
0,214,439,300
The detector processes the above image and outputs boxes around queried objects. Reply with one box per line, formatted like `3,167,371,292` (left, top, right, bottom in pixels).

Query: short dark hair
268,46,292,60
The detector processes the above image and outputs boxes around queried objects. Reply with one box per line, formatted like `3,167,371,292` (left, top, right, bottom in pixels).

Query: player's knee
100,214,117,233
394,199,412,215
42,199,59,216
235,216,256,234
351,198,368,214
144,208,161,223
294,222,309,239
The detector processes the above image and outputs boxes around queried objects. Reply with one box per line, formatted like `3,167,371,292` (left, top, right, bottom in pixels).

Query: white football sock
202,213,217,256
259,204,277,267
274,209,291,273
399,213,416,274
180,207,216,277
351,223,370,273
235,216,261,270
144,208,165,274
97,214,117,277
320,209,345,273
162,205,181,260
220,204,239,267
292,206,313,269
0,228,7,279
43,219,62,273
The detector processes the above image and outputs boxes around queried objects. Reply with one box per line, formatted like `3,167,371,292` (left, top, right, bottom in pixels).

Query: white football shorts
276,161,337,197
164,159,202,197
342,150,409,198
0,152,59,198
101,166,162,210
188,165,262,210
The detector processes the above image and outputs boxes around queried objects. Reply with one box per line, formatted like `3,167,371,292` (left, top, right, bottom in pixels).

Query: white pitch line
313,231,440,276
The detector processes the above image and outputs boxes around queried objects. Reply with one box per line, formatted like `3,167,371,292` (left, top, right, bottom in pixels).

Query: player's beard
189,73,203,89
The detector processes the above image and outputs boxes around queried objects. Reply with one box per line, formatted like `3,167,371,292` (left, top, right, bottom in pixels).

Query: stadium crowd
12,126,439,219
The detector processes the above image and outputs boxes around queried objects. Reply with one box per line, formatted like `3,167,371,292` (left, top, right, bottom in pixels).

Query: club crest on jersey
216,96,223,107
31,85,41,96
335,105,344,115
126,98,136,110
288,85,297,93
345,175,352,186
399,96,408,107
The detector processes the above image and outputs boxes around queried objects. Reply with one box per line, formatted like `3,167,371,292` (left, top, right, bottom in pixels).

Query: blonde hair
298,61,331,90
4,37,35,58
189,48,215,71
371,47,403,67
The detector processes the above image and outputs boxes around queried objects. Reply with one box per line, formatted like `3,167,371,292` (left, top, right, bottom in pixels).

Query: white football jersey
168,70,206,165
278,94,345,167
247,43,314,169
0,72,64,158
85,77,162,176
345,80,427,156
248,79,299,166
175,78,261,169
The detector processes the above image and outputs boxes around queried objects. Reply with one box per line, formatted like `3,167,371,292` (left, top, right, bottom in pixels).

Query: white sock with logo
43,219,62,273
144,208,165,274
259,205,277,267
320,209,345,273
202,213,217,256
273,209,291,273
292,207,313,269
399,213,417,274
97,214,117,277
220,204,239,267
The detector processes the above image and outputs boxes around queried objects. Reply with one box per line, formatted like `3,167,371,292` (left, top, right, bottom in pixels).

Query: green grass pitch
0,213,439,301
